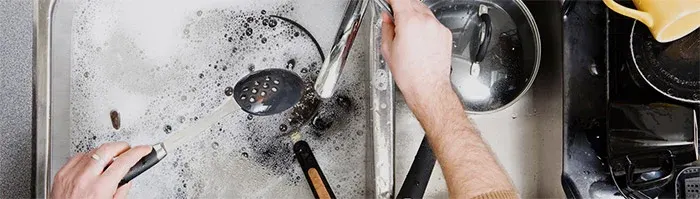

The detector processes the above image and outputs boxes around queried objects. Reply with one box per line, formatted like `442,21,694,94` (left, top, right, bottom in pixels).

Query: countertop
0,0,34,198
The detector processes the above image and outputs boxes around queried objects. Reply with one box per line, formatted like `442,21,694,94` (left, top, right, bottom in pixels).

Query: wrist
401,79,458,112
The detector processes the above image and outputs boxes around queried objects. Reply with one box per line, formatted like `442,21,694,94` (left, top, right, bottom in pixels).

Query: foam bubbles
70,0,370,197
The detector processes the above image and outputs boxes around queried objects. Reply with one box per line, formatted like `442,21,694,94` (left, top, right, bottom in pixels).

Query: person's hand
381,0,454,106
51,142,151,199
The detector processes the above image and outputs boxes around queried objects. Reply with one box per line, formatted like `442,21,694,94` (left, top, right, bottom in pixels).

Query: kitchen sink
393,1,564,198
34,0,564,198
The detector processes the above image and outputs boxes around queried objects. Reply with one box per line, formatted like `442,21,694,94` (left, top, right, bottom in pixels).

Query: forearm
404,83,515,198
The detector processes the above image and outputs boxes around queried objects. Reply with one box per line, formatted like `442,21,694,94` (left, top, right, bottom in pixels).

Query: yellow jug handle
602,0,654,27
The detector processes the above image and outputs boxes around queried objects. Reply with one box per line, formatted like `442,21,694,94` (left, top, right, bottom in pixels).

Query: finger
100,145,152,185
387,0,414,15
408,0,434,17
56,153,86,178
113,182,132,199
381,12,396,62
87,142,131,175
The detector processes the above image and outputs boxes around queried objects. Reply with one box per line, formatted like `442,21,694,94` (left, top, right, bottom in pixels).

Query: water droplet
83,72,90,78
196,10,203,16
335,146,340,150
199,73,204,78
271,87,278,92
588,63,600,76
227,37,233,42
300,68,308,73
212,142,220,149
246,17,254,23
269,19,277,27
249,97,255,103
232,47,238,53
294,32,300,37
222,65,227,71
178,116,186,123
247,114,254,120
261,10,267,15
242,152,249,158
264,76,271,81
279,124,288,132
262,83,269,89
164,125,173,134
273,80,280,85
245,28,253,36
251,88,258,94
254,81,260,86
224,87,234,96
261,37,267,44
260,91,267,96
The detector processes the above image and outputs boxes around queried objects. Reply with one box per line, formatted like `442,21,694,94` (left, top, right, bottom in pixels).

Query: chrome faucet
314,0,369,98
314,0,392,98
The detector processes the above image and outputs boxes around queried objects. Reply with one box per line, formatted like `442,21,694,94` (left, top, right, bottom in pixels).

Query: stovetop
562,1,700,198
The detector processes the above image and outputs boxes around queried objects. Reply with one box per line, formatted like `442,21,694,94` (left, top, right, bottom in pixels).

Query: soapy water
69,0,370,198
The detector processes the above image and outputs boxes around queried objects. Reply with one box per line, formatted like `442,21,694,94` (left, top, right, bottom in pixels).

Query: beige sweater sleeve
472,190,519,199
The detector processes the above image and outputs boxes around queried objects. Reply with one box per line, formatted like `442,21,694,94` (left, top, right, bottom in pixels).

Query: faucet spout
314,0,370,99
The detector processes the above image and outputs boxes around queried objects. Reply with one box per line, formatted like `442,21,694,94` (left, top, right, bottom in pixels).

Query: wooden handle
307,168,331,199
294,141,336,199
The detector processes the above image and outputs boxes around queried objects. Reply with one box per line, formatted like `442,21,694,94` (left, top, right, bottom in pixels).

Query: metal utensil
118,68,304,186
372,0,393,16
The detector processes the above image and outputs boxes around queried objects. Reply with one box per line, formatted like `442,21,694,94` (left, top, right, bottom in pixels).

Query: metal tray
34,0,393,197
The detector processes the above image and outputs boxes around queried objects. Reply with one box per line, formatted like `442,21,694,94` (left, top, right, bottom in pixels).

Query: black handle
472,12,492,63
397,136,436,199
624,150,675,191
294,141,336,199
118,146,165,186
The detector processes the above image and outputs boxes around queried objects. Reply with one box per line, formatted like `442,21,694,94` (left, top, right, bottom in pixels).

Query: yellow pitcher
603,0,700,42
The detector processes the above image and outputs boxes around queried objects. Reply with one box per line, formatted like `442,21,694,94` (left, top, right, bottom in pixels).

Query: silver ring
91,153,102,164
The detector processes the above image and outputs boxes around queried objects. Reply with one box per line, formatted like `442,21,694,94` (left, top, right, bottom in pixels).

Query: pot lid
426,0,541,113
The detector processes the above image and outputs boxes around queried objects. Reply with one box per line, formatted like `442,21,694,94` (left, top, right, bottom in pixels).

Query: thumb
113,182,132,199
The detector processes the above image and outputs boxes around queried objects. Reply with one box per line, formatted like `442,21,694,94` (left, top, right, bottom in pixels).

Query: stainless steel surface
35,0,394,198
391,0,564,197
0,0,33,197
372,0,393,16
33,0,56,197
427,0,542,114
368,7,395,198
30,0,565,197
161,97,239,152
153,143,167,160
314,0,369,99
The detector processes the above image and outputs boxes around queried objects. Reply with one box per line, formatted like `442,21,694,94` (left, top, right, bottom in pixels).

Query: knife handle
294,141,335,199
118,143,167,186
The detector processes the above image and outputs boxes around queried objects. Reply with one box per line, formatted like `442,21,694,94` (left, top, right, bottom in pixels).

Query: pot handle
602,0,654,28
624,150,675,191
472,5,492,63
